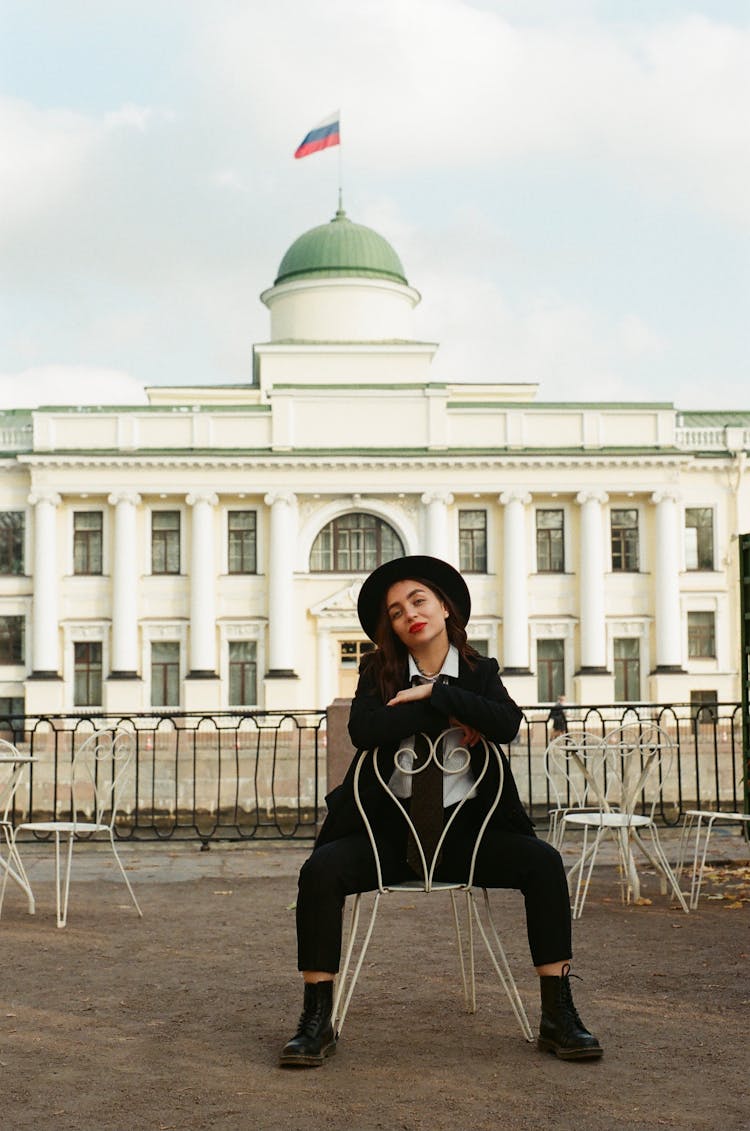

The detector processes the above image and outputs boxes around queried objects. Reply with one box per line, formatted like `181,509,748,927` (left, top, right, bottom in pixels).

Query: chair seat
685,809,749,822
385,880,466,893
565,812,651,829
17,821,109,835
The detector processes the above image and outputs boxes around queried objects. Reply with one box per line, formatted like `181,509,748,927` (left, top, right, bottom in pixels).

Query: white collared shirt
388,645,477,807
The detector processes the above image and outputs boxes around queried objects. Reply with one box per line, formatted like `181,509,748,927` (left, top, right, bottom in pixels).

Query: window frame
73,640,103,707
150,640,181,707
535,508,565,573
73,509,104,576
0,511,25,576
458,509,488,574
227,509,258,575
150,509,182,576
309,512,404,573
610,507,640,572
0,615,25,665
228,639,259,707
536,638,565,702
684,507,714,572
687,610,716,659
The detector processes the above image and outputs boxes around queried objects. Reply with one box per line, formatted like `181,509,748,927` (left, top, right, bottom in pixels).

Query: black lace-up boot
279,980,337,1068
538,964,603,1060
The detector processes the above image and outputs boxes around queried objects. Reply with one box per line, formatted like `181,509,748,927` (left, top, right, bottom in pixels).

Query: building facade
1,209,748,716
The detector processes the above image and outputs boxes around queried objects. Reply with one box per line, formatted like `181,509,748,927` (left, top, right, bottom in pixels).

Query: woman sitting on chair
280,555,602,1067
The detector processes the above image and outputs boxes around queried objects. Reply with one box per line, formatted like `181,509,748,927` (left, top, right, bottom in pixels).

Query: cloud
0,367,147,409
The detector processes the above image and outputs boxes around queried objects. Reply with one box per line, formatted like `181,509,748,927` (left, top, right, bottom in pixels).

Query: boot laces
559,963,586,1029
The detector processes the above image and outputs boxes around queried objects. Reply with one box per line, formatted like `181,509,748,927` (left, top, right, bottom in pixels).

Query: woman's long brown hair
362,576,480,702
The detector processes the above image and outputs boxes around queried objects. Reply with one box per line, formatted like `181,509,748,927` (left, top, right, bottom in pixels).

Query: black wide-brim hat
357,555,471,642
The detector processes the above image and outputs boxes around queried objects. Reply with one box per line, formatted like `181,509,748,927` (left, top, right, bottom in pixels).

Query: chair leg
0,829,35,917
572,825,606,919
470,889,534,1042
449,890,475,1013
641,827,689,914
689,814,713,910
333,892,381,1038
107,831,143,917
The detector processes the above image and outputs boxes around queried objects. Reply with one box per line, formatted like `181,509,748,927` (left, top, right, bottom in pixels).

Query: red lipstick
409,622,427,634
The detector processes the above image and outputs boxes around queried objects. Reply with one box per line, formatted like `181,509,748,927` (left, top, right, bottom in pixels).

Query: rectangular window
690,689,718,735
536,639,565,702
0,512,24,575
151,642,180,707
688,611,716,658
536,509,565,573
614,638,640,702
73,511,103,575
73,642,102,707
228,511,257,574
228,641,258,706
685,508,714,571
151,511,181,575
0,697,25,726
458,510,487,573
0,616,25,664
611,508,640,572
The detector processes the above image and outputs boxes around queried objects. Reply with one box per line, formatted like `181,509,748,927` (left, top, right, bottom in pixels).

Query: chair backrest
353,727,505,892
0,739,30,824
543,731,610,814
70,728,135,829
601,722,676,818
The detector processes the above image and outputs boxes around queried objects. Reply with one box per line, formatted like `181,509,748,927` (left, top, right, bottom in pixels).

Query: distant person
548,695,568,740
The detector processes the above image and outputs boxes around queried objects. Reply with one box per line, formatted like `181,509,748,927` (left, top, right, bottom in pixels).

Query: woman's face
384,578,449,651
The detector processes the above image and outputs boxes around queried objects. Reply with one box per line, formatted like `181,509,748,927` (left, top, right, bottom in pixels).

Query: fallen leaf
633,897,652,906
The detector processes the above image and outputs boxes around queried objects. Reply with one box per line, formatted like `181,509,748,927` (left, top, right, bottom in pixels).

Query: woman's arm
429,659,523,744
347,667,446,749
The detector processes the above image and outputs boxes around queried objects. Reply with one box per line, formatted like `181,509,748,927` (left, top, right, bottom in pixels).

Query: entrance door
338,640,375,698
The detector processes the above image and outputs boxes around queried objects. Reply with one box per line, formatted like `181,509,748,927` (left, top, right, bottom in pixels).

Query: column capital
650,488,682,506
421,490,454,507
264,490,297,508
575,490,609,506
186,491,219,507
499,490,531,506
28,489,61,507
108,490,142,507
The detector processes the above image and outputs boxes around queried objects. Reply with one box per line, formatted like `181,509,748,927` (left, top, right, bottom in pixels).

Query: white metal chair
543,731,611,851
0,740,36,916
2,728,143,928
676,803,750,909
560,722,689,918
332,728,534,1044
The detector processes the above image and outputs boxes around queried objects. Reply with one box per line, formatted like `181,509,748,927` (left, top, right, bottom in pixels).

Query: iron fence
1,710,326,843
1,701,746,842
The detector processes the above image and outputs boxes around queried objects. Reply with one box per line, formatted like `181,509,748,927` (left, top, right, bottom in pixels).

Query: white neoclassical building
1,207,748,717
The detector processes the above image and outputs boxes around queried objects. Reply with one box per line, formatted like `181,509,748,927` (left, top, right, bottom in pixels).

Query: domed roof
275,208,408,286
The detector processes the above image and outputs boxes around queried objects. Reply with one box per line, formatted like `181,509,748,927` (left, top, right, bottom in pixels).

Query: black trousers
296,806,572,972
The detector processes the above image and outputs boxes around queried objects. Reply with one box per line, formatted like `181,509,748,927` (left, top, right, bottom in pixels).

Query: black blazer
317,654,535,846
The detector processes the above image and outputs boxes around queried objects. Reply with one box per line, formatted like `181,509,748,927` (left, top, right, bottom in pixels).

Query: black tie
406,732,444,876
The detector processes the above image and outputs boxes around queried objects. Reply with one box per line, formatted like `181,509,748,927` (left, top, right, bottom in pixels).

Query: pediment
309,579,364,619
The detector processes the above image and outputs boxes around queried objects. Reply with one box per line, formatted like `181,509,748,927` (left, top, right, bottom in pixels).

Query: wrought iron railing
1,702,746,841
0,710,326,843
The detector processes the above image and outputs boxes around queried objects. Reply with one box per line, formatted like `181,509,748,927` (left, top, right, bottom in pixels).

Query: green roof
275,209,408,286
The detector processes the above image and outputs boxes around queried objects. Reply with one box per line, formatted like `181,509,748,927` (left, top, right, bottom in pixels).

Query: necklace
414,652,448,679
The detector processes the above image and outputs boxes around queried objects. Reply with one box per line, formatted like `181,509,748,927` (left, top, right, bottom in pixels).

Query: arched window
310,512,404,573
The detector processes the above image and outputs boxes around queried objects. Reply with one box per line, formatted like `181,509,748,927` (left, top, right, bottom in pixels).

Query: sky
1,0,748,411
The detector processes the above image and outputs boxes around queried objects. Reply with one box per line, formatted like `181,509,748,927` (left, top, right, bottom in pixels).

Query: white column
186,492,219,675
499,490,531,670
264,491,297,675
108,491,141,675
316,624,332,709
575,491,609,670
421,490,454,559
651,489,684,670
28,490,61,675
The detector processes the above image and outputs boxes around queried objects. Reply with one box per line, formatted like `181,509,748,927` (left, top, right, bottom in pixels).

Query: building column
421,490,454,560
25,489,65,714
264,491,299,686
574,491,613,703
186,491,219,678
108,491,141,676
103,491,145,713
499,490,531,673
651,489,685,673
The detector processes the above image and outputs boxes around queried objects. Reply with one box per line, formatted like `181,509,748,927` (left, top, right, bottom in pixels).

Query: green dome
275,208,408,286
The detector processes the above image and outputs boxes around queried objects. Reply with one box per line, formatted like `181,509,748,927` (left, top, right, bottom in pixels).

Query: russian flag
294,112,340,159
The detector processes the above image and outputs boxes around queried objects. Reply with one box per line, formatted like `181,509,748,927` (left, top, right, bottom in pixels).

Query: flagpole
337,111,344,213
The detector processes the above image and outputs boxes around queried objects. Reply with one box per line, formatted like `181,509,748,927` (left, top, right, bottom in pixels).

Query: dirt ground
0,840,748,1131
